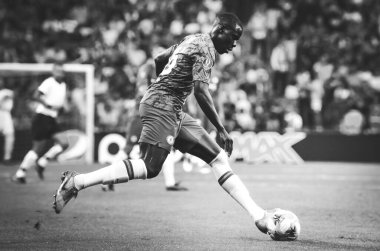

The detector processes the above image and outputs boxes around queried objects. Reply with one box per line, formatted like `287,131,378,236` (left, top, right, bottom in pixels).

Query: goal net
0,63,95,164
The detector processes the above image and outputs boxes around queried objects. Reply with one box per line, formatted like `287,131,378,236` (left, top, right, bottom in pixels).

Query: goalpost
0,63,95,164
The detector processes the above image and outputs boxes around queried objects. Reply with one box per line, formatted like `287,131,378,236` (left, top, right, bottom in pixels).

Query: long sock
37,157,48,168
37,144,64,168
210,150,265,221
163,151,175,187
44,144,64,159
19,150,38,170
74,159,147,190
15,150,38,178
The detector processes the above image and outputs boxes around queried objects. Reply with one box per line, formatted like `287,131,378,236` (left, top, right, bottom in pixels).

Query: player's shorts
139,103,210,152
31,113,59,141
0,110,14,135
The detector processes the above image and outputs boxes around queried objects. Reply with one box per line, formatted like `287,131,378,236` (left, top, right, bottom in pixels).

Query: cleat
11,175,26,184
53,171,80,214
35,164,45,180
101,184,115,192
166,182,188,191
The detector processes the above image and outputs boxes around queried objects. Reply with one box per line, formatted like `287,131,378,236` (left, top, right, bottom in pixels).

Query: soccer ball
267,208,301,241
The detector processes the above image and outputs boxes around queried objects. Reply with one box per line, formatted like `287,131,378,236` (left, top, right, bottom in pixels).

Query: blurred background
1,0,380,162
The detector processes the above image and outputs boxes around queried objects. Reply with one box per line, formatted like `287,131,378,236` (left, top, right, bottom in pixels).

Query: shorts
139,103,209,152
0,110,14,135
31,113,59,141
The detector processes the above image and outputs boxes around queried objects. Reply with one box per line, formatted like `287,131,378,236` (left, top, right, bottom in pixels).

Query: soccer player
124,56,188,191
12,63,67,183
0,88,15,163
53,13,289,237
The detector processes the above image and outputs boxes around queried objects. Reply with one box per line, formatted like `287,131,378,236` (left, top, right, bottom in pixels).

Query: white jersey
35,77,67,118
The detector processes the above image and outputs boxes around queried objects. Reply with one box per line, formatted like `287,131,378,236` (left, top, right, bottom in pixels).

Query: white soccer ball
268,208,301,241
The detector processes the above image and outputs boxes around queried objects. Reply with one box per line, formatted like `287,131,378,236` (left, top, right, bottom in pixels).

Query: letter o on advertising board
98,134,127,164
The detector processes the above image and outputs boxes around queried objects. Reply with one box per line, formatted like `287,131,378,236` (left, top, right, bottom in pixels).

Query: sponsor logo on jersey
166,135,175,145
203,57,213,70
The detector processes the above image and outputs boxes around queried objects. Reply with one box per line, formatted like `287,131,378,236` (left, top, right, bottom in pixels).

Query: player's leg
53,142,169,213
12,139,50,183
12,114,53,183
36,128,81,170
75,142,169,189
53,104,175,213
174,113,265,222
163,150,188,191
34,115,61,179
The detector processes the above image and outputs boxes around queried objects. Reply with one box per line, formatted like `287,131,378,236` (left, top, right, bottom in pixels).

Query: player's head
210,13,243,54
52,62,65,82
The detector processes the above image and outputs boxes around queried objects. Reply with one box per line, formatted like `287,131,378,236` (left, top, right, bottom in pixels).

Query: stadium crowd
1,0,380,135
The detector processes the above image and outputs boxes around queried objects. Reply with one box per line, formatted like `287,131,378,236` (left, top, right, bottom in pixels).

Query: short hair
214,13,243,32
53,61,64,68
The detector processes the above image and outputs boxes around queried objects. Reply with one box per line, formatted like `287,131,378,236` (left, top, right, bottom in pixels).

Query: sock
44,144,64,159
37,157,48,168
182,156,193,172
163,151,175,187
74,159,147,190
210,150,265,221
19,151,38,170
37,144,64,168
15,168,26,178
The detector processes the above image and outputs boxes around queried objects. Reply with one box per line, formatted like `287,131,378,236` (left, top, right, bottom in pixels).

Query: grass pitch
0,161,379,250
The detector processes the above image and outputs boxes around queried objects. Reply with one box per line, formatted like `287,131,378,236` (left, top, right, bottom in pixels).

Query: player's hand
217,128,233,157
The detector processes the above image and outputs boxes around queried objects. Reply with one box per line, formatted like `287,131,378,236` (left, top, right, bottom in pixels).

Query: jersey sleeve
192,51,213,84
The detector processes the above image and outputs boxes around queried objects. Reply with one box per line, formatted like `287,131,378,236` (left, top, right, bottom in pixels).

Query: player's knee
210,149,229,166
145,162,162,179
139,143,168,179
209,149,232,178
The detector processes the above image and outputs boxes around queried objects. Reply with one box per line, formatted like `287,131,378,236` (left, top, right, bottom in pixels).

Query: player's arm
154,44,178,76
34,90,52,108
194,81,233,156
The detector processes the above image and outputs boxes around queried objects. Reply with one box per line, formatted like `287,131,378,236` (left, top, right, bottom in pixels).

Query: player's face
214,25,242,54
53,65,65,82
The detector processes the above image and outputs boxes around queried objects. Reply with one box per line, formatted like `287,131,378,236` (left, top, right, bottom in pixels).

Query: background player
12,62,67,183
53,13,297,239
0,87,15,163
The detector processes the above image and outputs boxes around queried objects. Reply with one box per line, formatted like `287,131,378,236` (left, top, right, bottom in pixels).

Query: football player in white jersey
0,88,15,163
12,63,67,183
